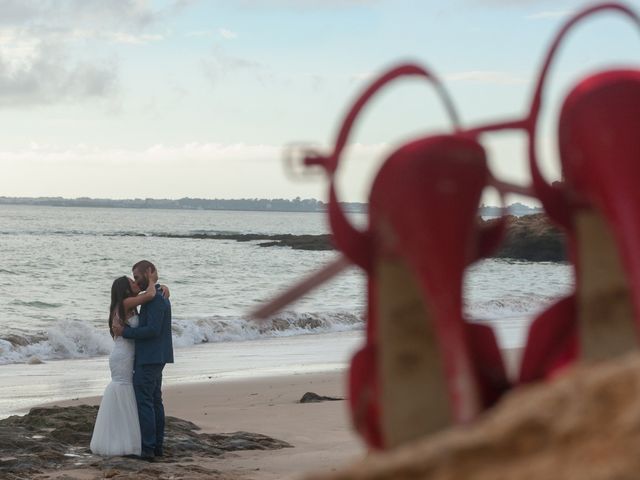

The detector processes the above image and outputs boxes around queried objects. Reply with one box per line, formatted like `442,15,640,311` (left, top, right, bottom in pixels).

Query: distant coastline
0,196,543,216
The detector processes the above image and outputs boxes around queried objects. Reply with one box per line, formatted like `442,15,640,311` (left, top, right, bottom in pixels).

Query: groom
113,260,173,461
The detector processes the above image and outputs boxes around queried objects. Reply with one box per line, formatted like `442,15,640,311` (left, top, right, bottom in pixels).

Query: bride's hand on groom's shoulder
159,284,170,299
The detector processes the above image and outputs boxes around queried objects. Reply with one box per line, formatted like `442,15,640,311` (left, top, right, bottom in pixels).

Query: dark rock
3,334,32,347
300,392,344,403
0,404,291,479
484,214,567,262
154,232,334,251
147,214,567,261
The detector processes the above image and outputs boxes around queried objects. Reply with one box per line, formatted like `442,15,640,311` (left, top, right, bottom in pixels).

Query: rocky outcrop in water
307,353,640,480
136,214,567,260
489,214,567,262
155,232,333,251
0,405,291,479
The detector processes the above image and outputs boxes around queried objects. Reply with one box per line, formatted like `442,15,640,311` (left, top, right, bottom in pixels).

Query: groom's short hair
133,260,156,273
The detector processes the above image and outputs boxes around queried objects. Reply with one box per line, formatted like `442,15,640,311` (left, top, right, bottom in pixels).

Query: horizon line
0,195,542,209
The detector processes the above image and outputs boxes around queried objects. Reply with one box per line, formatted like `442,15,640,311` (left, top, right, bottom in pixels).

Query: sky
0,0,639,203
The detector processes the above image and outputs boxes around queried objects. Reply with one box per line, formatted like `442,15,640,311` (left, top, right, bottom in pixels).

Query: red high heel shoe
526,4,640,379
464,3,640,382
304,65,510,449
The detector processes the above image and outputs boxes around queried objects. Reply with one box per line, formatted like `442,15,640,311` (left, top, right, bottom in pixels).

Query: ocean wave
0,321,113,365
0,311,364,365
0,293,562,366
9,300,63,309
466,294,561,320
2,229,261,239
171,311,363,347
2,229,245,238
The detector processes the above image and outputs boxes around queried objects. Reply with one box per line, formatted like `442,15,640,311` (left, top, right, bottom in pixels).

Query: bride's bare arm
122,285,156,311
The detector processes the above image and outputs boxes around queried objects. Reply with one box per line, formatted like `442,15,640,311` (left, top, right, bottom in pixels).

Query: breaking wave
0,311,364,365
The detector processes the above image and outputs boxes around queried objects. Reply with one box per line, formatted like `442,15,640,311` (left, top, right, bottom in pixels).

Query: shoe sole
377,256,452,447
576,211,636,361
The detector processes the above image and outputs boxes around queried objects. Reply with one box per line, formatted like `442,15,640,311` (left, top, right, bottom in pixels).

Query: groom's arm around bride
118,260,173,361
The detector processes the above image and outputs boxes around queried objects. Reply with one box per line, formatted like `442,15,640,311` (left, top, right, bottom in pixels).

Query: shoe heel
575,212,636,360
376,255,450,446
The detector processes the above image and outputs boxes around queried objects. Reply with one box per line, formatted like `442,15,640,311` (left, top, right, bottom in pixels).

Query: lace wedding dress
90,315,141,456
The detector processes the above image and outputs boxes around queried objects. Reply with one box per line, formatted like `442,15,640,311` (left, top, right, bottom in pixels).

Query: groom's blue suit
122,284,173,457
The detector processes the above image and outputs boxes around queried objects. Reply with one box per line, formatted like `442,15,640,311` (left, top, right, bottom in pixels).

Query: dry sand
48,370,365,479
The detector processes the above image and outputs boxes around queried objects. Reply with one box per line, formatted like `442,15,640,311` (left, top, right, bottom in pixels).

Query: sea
0,204,573,418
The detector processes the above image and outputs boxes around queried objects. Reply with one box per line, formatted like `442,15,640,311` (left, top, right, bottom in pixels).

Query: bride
90,276,168,456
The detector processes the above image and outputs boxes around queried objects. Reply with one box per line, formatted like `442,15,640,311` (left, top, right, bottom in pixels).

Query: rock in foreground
0,404,291,479
299,392,344,403
307,352,640,480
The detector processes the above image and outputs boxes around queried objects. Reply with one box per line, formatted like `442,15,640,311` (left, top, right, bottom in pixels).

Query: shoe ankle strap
302,64,460,270
464,3,640,230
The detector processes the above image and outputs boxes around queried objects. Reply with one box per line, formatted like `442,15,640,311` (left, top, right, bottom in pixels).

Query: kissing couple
90,260,174,461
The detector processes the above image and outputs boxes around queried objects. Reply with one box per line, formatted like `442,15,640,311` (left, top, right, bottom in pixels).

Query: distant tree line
0,196,542,216
0,196,366,213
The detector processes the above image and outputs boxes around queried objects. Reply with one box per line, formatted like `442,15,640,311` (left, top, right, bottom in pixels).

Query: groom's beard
138,277,149,291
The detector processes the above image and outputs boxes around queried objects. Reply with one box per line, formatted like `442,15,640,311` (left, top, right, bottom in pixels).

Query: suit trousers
133,363,165,455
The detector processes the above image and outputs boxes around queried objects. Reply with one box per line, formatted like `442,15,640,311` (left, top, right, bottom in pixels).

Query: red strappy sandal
464,2,640,382
303,65,510,449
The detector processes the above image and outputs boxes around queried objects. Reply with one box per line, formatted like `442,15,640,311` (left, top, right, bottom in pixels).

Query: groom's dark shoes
140,451,156,462
123,452,155,462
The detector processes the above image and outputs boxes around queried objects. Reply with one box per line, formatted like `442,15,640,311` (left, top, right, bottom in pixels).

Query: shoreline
0,331,364,419
0,334,522,420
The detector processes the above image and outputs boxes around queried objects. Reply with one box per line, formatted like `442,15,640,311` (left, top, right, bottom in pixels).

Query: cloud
219,28,238,40
171,0,201,13
235,0,379,9
465,0,568,5
103,32,164,45
201,46,271,84
0,0,158,29
0,141,388,169
0,142,277,164
526,9,573,20
0,1,194,105
0,141,389,199
445,70,527,86
186,30,212,37
0,32,118,105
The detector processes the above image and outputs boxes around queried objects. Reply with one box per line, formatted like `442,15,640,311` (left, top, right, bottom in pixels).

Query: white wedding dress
90,315,141,456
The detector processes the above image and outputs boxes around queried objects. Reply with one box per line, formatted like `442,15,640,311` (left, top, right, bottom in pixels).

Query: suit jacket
123,284,174,366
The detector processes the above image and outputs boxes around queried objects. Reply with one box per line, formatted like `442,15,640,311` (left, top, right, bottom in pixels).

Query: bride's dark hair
109,276,134,338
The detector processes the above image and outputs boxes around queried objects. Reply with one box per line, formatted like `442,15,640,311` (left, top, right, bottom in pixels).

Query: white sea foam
466,294,562,320
0,320,113,365
0,292,564,366
0,311,364,365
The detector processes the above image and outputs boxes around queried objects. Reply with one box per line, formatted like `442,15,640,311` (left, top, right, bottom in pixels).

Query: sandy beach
40,370,364,480
23,347,523,479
